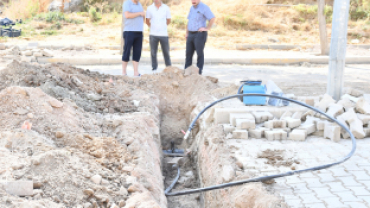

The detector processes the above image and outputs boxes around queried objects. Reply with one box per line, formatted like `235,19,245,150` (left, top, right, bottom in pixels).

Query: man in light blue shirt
122,0,145,77
185,0,215,75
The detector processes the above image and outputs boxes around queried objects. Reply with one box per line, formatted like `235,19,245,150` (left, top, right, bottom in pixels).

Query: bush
89,7,102,22
172,15,187,29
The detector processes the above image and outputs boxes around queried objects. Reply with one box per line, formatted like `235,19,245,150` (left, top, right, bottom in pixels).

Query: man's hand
140,11,145,17
186,32,189,39
198,27,208,32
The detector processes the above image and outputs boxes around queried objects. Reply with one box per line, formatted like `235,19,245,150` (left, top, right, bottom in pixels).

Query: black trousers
122,31,143,62
185,31,207,74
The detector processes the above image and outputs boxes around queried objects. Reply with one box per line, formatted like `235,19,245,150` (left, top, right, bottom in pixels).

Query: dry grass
4,0,52,20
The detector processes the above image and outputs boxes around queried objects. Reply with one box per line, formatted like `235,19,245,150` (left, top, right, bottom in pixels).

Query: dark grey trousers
185,31,207,74
150,35,172,70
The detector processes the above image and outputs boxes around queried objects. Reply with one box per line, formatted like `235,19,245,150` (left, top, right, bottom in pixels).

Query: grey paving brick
351,171,370,181
358,196,370,206
311,187,336,198
329,168,352,177
299,193,322,204
317,173,338,183
347,187,370,196
342,163,362,171
285,199,304,208
335,191,362,202
343,202,368,208
338,176,363,187
290,183,313,194
304,203,326,208
326,182,351,192
286,175,304,184
305,177,327,188
322,197,349,208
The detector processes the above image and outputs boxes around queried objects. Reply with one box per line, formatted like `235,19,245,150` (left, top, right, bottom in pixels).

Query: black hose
237,83,245,101
168,93,356,196
165,165,181,195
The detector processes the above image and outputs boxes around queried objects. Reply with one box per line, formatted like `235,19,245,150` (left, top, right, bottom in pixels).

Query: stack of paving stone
213,94,370,142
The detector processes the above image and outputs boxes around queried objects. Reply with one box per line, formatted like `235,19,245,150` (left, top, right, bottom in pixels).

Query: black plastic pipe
170,93,356,196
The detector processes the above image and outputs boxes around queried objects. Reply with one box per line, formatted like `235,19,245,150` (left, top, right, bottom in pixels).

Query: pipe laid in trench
166,94,356,196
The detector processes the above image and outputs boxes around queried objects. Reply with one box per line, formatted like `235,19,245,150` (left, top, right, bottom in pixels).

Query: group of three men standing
122,0,215,76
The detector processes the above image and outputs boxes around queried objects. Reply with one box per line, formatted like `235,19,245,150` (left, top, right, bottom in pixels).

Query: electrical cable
168,93,356,196
164,164,180,195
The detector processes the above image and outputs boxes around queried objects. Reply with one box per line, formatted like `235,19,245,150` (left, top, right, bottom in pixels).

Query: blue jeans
122,31,143,62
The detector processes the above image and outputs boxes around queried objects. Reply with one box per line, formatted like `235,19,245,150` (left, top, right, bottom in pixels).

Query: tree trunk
318,0,329,55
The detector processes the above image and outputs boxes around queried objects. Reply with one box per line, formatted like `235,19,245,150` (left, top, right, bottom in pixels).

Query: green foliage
77,12,89,17
89,7,102,22
350,7,369,20
324,5,333,22
34,12,65,23
294,4,318,19
172,15,187,29
41,30,58,36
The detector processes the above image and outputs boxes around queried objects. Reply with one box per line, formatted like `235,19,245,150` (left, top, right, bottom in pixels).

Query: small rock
206,76,218,83
91,175,102,184
133,100,140,107
42,49,54,57
27,113,34,118
118,201,126,207
268,37,279,43
72,77,83,86
0,43,5,50
110,203,119,208
351,39,360,44
33,52,43,57
21,50,33,56
101,179,109,185
14,108,28,115
55,131,64,138
83,189,94,196
49,99,63,108
123,137,134,145
184,66,199,76
87,94,102,101
83,202,93,208
172,81,179,87
119,186,128,196
127,184,140,193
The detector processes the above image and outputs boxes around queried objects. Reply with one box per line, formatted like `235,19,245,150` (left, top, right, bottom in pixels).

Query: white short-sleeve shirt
146,3,171,37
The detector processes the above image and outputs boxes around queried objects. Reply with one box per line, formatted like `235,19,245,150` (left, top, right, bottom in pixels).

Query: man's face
191,0,200,6
154,0,161,4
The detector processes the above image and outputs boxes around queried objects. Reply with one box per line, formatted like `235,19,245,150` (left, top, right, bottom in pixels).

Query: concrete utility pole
327,0,351,100
318,0,329,55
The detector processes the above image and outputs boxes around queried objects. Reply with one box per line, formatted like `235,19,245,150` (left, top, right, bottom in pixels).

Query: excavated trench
0,61,290,208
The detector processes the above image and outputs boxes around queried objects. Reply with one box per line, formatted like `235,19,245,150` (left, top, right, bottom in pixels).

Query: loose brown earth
1,61,278,208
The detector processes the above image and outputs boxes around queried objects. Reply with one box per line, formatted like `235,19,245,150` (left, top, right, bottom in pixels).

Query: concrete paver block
264,120,286,129
249,129,262,139
1,181,33,196
284,118,301,128
221,124,235,134
357,114,370,125
326,103,344,118
265,130,287,140
341,108,358,124
350,119,366,139
324,123,341,142
252,111,274,123
289,130,307,141
280,111,293,119
364,128,370,138
316,94,336,112
316,120,326,131
297,124,316,135
305,98,315,106
305,115,321,124
230,113,254,126
236,119,255,130
356,97,370,115
337,98,355,112
232,130,248,139
292,112,303,120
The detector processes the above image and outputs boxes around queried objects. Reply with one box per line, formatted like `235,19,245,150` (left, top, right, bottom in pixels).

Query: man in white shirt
146,0,172,73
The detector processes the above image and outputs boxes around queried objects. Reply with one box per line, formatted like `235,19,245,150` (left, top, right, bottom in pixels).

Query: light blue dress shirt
187,2,215,32
122,0,144,32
